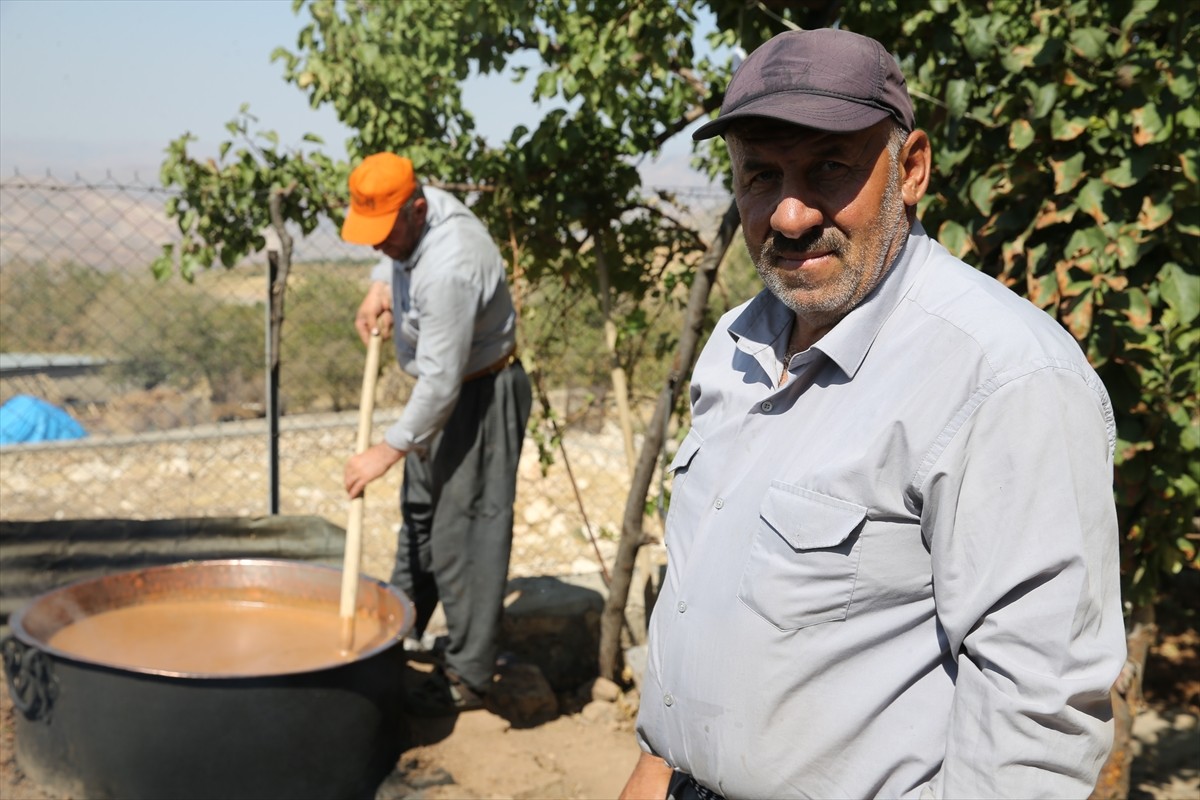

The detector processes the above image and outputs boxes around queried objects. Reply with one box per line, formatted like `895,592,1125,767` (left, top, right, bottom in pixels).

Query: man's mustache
760,230,842,261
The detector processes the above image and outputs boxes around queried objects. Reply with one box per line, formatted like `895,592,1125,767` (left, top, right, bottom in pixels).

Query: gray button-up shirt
636,223,1125,799
370,186,516,454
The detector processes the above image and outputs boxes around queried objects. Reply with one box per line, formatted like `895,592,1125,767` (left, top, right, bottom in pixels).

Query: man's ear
413,197,429,227
899,130,932,207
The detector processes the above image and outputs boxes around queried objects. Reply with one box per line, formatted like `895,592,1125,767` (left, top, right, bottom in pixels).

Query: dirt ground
0,658,644,800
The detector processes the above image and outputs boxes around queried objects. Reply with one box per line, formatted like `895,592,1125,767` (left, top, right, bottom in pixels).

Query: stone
584,676,622,703
487,661,559,728
502,574,606,692
580,699,621,726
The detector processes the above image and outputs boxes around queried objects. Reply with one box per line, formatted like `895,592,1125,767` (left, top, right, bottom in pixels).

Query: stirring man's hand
355,281,394,345
344,442,405,498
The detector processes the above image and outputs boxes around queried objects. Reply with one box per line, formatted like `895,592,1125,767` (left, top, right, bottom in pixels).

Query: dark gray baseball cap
693,28,915,140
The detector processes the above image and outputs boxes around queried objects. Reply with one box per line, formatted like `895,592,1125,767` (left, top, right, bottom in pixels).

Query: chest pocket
667,429,703,475
662,428,703,540
737,482,867,631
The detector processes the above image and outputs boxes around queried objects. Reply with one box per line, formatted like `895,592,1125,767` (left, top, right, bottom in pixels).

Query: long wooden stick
339,331,382,653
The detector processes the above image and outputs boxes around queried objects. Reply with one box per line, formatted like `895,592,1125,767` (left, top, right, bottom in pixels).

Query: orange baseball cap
341,153,416,245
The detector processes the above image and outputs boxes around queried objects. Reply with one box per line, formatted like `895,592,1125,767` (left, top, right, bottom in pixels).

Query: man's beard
753,174,907,321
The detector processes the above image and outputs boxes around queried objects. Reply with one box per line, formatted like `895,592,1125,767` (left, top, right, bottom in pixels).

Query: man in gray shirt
341,153,532,713
622,29,1125,799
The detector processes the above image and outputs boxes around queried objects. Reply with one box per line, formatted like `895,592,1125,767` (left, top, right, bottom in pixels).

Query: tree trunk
1090,603,1157,800
598,200,741,682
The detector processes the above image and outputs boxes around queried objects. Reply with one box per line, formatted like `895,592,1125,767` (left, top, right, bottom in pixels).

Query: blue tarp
0,394,87,446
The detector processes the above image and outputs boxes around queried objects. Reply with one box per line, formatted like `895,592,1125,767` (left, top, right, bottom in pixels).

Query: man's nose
770,194,823,240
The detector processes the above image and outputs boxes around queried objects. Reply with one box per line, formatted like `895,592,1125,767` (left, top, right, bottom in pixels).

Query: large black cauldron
2,559,414,800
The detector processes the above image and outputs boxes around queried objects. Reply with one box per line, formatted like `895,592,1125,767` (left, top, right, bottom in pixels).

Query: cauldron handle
1,634,58,720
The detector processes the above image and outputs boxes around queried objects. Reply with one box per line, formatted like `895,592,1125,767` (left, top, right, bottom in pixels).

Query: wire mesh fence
0,170,733,594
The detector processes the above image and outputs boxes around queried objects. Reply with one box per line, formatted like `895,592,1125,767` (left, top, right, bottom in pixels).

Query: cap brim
693,94,892,140
340,207,400,246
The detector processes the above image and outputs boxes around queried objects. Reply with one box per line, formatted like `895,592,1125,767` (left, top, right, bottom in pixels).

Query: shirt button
664,693,674,707
677,601,687,613
714,498,725,509
761,400,773,412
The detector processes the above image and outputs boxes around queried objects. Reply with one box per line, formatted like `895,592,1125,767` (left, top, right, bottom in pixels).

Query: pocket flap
667,428,703,474
760,483,867,550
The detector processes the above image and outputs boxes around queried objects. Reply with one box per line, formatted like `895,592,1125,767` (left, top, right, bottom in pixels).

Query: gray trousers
390,361,532,692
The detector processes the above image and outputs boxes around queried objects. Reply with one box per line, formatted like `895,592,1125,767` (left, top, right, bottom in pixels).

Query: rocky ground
0,406,645,586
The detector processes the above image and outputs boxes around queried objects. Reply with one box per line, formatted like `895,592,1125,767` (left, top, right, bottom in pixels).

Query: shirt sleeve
916,365,1126,798
383,269,479,454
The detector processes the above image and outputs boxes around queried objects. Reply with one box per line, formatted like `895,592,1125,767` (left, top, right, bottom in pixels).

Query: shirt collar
395,187,451,272
728,221,933,380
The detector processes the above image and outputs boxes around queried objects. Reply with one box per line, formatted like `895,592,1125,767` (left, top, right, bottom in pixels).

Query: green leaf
1159,263,1200,326
1131,104,1165,146
946,79,972,118
1009,119,1035,150
1066,225,1108,257
1076,178,1110,223
1120,0,1158,35
1178,104,1200,132
970,174,999,215
1102,150,1154,188
1179,152,1199,183
1003,43,1040,73
150,244,175,281
1050,108,1088,140
1068,27,1107,60
1167,66,1198,100
1123,287,1153,328
1062,290,1095,340
534,70,556,100
1031,82,1057,119
938,220,972,258
1138,195,1173,230
1028,270,1058,309
1052,152,1087,194
1113,233,1140,268
963,17,995,59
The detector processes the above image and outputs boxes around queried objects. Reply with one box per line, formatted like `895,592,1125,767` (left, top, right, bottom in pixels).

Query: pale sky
0,0,713,188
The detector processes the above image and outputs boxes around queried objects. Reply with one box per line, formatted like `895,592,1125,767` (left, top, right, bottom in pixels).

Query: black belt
688,777,724,800
463,349,517,382
668,772,725,800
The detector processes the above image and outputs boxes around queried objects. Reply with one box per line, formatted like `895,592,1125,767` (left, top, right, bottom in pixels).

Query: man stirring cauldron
340,153,532,714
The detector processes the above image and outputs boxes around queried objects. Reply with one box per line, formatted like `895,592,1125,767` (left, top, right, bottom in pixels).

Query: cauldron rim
7,558,414,680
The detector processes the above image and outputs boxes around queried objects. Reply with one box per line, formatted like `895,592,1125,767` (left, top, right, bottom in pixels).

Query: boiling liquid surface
47,599,390,675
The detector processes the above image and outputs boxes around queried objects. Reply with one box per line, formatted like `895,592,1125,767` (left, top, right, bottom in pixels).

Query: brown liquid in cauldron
47,599,389,675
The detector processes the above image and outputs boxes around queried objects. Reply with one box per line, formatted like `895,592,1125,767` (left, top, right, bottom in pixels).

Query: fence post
265,229,282,515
